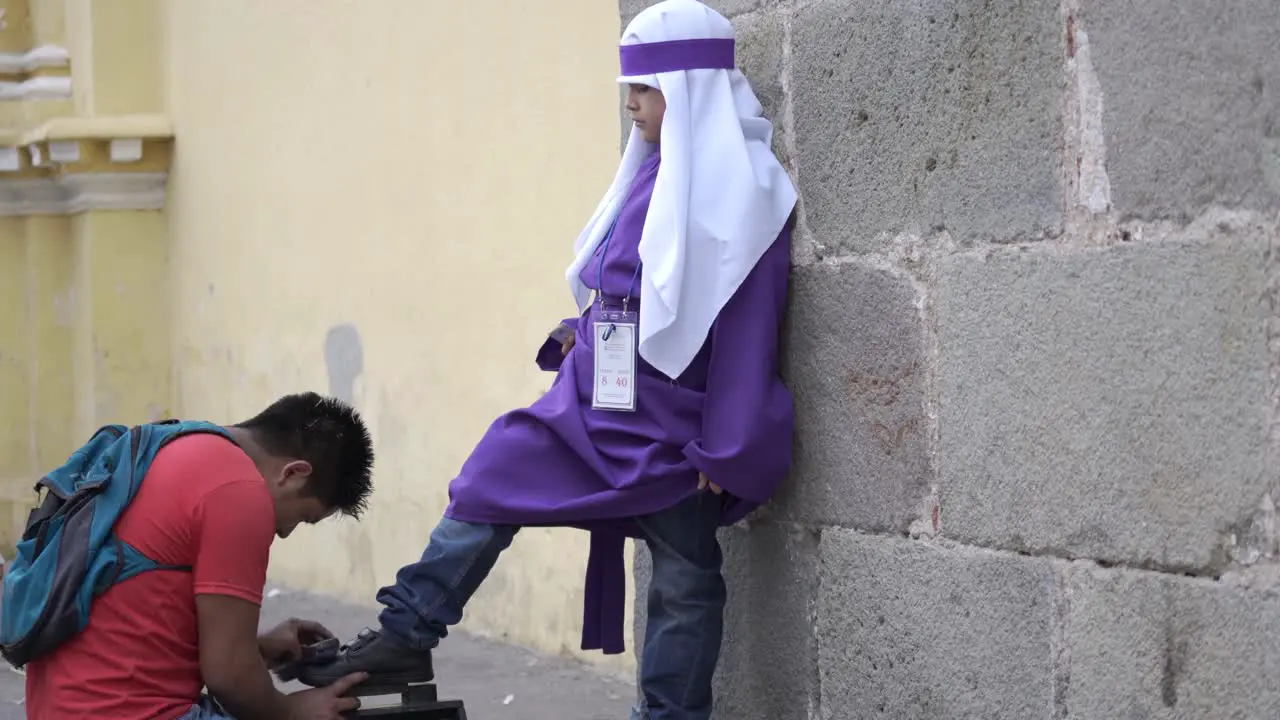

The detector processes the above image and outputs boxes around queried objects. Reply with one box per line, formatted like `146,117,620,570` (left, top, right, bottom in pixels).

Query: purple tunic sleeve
535,316,583,372
682,226,794,502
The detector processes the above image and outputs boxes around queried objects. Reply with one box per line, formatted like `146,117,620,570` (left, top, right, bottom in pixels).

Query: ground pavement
0,583,636,719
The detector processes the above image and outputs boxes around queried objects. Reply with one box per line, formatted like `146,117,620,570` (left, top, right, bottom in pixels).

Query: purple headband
619,38,735,76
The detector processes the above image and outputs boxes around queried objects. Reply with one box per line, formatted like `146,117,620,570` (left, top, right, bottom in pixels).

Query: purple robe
444,148,794,654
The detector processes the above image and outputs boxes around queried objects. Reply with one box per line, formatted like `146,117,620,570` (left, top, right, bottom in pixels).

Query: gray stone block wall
623,0,1280,718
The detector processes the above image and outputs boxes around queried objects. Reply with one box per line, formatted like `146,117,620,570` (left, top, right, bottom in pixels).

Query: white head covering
564,0,797,380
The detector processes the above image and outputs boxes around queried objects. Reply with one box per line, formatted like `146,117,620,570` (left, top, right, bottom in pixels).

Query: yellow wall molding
0,65,71,83
0,45,71,101
17,137,172,175
0,173,166,216
0,114,172,215
13,114,173,143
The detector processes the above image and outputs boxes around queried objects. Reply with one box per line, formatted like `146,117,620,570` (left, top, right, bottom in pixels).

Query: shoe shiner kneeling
5,393,376,720
298,2,797,718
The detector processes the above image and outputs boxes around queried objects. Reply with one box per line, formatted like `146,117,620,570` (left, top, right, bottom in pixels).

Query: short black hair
234,392,374,518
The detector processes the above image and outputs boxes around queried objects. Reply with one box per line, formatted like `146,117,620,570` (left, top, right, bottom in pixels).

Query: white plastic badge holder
592,310,638,412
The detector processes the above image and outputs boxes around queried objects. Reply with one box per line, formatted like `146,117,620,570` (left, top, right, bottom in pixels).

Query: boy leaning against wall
295,2,799,719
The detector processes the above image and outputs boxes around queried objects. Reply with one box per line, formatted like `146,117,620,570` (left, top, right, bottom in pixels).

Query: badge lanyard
591,218,641,413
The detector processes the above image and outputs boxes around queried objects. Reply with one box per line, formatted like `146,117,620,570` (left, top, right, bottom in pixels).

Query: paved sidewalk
0,583,636,720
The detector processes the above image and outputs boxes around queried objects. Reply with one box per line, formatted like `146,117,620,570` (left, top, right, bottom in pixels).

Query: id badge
592,310,638,412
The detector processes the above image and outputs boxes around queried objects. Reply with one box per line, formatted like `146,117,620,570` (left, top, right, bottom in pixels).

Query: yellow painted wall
22,216,74,475
162,1,633,670
0,220,32,554
65,0,164,116
0,215,74,557
1,0,174,557
69,211,171,440
28,0,65,47
0,0,32,53
0,219,30,487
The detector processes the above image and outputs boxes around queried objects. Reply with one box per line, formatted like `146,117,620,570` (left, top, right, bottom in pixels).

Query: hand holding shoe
260,618,336,669
286,671,367,719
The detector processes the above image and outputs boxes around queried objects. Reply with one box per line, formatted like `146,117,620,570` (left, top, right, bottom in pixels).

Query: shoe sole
350,679,440,698
300,666,436,690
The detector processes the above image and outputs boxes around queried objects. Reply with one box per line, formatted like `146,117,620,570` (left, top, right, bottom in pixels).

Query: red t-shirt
25,433,277,720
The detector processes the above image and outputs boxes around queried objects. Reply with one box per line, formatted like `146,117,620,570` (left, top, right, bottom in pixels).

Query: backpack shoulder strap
102,420,239,584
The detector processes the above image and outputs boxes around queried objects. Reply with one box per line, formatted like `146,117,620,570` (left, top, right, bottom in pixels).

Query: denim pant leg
375,516,519,651
632,491,726,720
177,695,235,719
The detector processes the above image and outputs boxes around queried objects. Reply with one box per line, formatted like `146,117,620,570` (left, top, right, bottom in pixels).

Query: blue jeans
177,695,233,719
377,491,727,720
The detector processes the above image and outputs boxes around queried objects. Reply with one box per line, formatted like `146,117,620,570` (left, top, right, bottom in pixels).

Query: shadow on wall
324,324,364,406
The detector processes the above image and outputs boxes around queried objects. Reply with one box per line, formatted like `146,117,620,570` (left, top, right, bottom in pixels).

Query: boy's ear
280,459,314,492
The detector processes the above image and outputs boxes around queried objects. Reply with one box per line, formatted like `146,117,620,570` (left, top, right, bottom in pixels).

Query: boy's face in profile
626,83,666,143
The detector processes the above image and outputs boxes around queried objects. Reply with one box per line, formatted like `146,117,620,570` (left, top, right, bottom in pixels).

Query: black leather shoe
297,627,434,688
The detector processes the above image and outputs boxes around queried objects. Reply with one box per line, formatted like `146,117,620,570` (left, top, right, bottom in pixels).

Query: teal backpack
0,420,234,668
